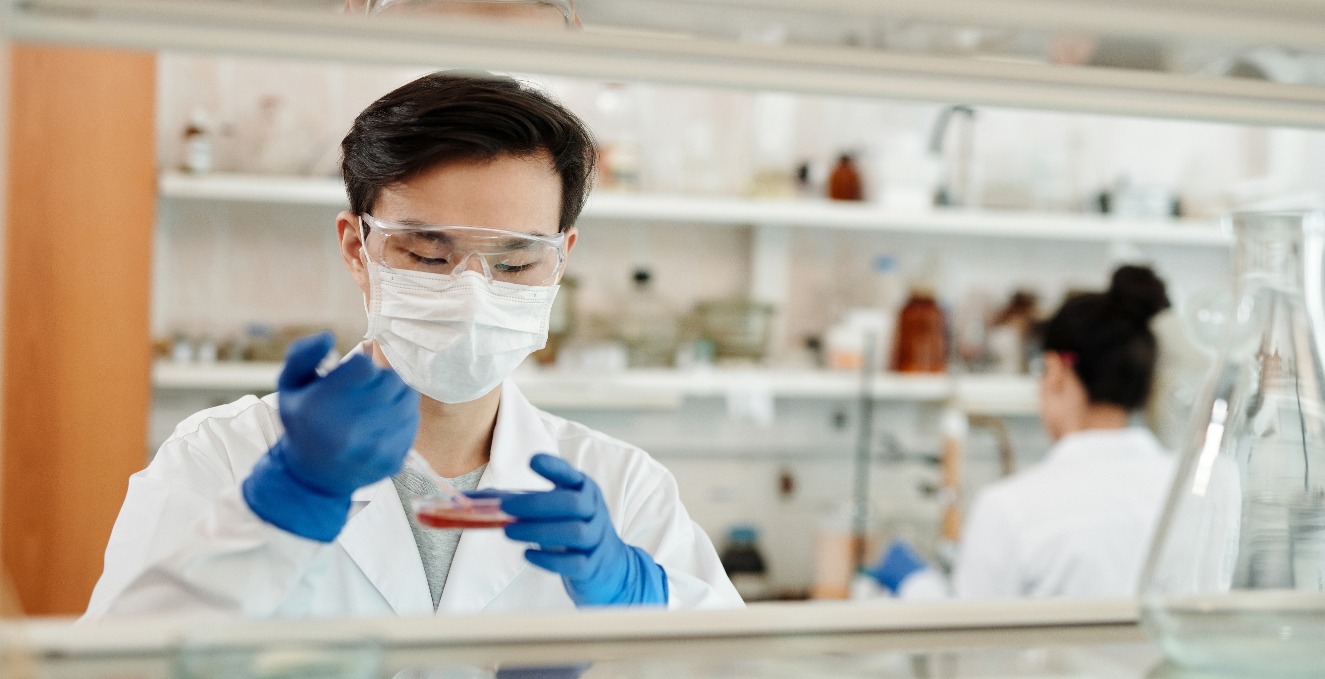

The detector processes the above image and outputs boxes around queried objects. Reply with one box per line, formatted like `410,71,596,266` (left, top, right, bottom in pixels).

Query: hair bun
1107,265,1171,323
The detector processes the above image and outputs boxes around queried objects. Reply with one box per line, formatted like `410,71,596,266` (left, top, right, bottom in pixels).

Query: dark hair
1041,265,1171,410
341,70,597,232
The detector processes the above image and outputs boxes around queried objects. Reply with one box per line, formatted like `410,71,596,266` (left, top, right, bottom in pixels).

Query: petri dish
412,489,528,530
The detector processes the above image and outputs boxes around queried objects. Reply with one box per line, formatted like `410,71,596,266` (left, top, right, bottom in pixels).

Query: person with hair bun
873,265,1178,600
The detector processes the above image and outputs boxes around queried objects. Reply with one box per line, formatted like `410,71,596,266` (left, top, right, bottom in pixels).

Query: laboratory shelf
151,361,1040,414
585,192,1231,246
158,172,1231,247
159,172,345,205
152,361,284,391
13,0,1325,128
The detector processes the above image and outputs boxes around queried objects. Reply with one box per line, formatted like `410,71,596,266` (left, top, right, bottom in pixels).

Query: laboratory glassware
618,268,679,368
891,287,947,373
1140,210,1325,677
406,450,472,510
413,490,528,529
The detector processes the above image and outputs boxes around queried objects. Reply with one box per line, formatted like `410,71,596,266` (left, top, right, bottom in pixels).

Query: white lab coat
940,427,1176,600
85,380,742,618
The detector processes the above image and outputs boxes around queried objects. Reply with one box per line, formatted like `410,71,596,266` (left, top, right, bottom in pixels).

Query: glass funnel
1140,210,1325,677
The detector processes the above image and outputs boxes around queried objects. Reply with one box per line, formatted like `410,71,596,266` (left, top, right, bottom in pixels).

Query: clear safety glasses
360,214,566,286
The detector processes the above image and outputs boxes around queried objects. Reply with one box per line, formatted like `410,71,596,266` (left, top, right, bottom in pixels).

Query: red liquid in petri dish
415,508,514,529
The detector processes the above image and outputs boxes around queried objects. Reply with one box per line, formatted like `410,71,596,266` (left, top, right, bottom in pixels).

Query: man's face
337,151,576,300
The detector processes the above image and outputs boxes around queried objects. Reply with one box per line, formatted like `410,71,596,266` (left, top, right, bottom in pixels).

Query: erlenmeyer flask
1141,210,1325,677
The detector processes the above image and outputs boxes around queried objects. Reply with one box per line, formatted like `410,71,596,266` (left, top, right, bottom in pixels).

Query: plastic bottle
824,309,887,371
181,108,213,174
811,504,856,600
719,525,770,602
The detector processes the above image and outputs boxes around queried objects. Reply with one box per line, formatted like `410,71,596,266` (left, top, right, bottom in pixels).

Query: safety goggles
360,214,566,286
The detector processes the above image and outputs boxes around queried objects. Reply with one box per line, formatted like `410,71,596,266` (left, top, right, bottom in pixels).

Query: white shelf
158,172,1231,247
13,0,1325,129
152,361,1039,414
159,172,346,205
153,361,283,391
586,192,1231,246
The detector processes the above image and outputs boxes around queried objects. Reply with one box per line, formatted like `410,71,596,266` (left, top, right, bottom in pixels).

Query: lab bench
1,598,1231,679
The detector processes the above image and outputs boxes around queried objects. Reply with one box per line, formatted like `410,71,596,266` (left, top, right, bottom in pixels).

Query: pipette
315,347,471,508
406,450,473,509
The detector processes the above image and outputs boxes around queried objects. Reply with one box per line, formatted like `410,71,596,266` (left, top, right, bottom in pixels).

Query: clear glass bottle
618,268,678,368
594,83,642,192
1140,210,1325,677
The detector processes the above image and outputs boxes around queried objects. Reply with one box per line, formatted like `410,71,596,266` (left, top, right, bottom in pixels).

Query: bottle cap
729,525,759,543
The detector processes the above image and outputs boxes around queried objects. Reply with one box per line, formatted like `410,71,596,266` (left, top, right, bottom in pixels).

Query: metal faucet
928,105,976,208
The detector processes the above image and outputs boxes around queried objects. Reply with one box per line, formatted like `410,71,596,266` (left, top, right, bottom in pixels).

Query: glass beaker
1140,210,1325,677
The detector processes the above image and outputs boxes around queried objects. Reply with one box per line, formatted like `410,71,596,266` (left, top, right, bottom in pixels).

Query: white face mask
363,261,558,404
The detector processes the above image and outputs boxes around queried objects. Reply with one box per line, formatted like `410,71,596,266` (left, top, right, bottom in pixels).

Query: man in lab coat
86,72,742,618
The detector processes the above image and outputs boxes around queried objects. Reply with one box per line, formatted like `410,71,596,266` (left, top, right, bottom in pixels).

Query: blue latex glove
870,539,931,594
243,332,420,542
501,454,668,607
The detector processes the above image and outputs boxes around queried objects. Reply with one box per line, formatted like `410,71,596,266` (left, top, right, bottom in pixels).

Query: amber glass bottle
827,154,864,201
891,288,947,373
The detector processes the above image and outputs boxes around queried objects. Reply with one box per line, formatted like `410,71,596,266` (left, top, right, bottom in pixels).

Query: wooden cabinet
2,45,156,615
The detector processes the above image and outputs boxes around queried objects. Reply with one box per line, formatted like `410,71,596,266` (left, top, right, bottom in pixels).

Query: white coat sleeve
84,438,329,619
617,463,744,610
950,491,1023,600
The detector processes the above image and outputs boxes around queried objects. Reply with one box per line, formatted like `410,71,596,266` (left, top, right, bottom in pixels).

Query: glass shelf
7,598,1171,678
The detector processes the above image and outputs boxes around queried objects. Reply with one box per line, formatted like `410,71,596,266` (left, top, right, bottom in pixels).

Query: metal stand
851,332,878,573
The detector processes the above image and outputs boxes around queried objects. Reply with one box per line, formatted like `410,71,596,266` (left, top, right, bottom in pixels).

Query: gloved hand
243,332,420,542
870,539,932,594
501,454,668,607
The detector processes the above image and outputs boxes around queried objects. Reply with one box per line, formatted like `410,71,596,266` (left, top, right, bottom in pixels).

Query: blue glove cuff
629,545,669,607
567,544,667,608
871,540,931,594
242,442,353,543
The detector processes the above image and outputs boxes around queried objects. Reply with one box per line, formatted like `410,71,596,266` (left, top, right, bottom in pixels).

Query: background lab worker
876,266,1178,599
86,72,742,618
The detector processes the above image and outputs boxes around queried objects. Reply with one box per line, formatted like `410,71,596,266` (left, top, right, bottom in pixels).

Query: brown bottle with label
891,287,947,373
827,153,864,201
